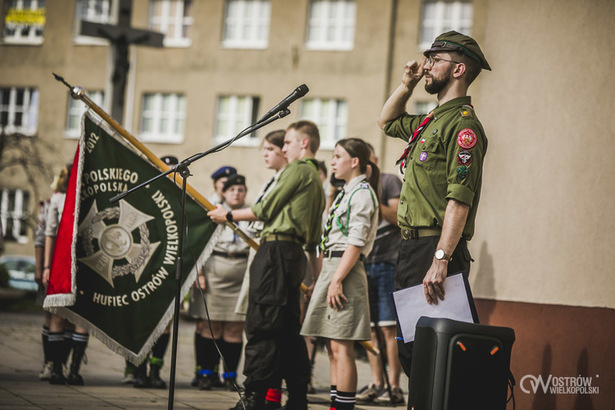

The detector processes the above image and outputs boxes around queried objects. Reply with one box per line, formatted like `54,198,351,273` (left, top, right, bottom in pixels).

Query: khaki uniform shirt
251,158,325,251
384,96,487,240
322,174,379,256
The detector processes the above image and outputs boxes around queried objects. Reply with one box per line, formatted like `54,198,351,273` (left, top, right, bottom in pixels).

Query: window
0,188,30,244
215,95,259,144
149,0,193,47
300,98,347,149
140,93,186,143
420,0,473,48
66,91,104,138
222,0,271,49
0,87,39,136
74,0,114,44
3,0,45,44
306,0,356,51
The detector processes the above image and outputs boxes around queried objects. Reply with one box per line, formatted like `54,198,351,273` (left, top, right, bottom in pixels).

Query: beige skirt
300,256,371,341
188,254,247,322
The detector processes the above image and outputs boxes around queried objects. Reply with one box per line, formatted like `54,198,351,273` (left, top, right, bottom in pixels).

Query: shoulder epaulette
460,105,474,119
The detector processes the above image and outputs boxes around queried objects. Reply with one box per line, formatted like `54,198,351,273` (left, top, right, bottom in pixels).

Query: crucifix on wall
80,0,164,124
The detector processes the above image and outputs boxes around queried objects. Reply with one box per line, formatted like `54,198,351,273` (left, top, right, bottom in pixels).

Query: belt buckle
401,228,418,240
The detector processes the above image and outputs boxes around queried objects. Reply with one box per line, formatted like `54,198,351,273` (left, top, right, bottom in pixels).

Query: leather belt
322,249,365,262
261,234,303,244
400,228,441,240
212,250,249,259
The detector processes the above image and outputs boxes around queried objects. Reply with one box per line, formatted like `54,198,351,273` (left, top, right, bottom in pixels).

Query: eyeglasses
425,55,460,67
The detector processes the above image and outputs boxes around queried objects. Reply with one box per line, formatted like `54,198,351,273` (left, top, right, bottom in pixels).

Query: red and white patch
457,150,473,165
457,128,477,149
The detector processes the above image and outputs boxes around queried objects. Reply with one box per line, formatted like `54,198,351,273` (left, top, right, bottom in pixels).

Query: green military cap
424,30,491,71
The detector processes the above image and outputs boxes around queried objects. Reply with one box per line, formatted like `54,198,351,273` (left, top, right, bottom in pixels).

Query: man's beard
425,67,452,95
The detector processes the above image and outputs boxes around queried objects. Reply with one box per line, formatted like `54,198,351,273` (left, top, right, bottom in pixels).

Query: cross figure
80,0,164,123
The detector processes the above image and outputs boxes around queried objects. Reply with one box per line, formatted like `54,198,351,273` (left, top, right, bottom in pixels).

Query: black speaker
409,317,515,410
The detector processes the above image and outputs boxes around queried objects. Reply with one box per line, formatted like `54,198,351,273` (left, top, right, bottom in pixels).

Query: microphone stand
110,109,291,410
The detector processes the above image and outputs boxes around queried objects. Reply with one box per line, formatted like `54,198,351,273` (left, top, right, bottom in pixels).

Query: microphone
258,84,309,123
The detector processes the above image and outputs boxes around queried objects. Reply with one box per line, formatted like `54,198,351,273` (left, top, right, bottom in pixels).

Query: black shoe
211,372,224,388
191,374,199,387
229,391,262,410
67,372,84,386
49,370,66,385
133,362,150,388
133,374,152,388
198,374,213,390
149,366,166,389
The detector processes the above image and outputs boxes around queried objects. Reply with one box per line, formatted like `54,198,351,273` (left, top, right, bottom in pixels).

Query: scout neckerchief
320,187,345,251
395,110,434,174
336,180,376,237
247,175,276,234
255,176,275,204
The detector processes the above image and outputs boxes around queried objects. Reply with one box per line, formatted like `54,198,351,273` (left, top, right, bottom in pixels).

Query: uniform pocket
413,137,444,170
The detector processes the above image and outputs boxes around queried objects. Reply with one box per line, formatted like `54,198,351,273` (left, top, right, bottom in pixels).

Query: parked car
0,255,38,292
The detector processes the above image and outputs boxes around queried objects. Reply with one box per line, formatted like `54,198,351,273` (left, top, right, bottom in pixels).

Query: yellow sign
5,8,46,27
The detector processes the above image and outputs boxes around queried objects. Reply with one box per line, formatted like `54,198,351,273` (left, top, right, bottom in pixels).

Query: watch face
435,249,445,259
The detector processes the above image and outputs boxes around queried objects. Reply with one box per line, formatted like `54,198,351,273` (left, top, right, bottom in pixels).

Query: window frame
0,86,39,136
299,97,348,150
305,0,356,51
139,92,186,144
214,95,260,146
419,0,473,49
73,0,115,45
0,188,30,244
221,0,271,50
3,0,46,45
149,0,193,48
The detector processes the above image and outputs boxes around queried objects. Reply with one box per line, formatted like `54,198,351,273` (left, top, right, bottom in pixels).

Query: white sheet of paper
392,273,475,343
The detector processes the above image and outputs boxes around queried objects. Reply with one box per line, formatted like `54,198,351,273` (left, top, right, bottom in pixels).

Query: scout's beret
222,174,246,192
424,30,491,71
211,166,237,181
161,155,179,166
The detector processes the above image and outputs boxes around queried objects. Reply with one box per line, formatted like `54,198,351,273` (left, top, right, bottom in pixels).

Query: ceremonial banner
45,110,219,363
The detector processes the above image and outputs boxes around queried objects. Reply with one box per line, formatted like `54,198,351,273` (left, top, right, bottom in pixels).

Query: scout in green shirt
377,28,491,391
377,30,491,305
208,120,325,410
251,157,324,251
377,30,491,385
384,95,487,241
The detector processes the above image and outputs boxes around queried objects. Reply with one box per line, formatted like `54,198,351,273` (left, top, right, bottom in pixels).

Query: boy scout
209,120,325,410
377,31,490,380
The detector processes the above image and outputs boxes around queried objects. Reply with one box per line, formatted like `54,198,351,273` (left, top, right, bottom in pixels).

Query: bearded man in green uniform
377,31,490,381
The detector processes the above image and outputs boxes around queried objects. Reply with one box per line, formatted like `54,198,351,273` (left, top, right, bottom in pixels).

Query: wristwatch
434,249,451,262
226,210,233,222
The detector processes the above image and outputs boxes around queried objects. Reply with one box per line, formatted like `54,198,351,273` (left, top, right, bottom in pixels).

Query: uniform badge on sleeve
460,108,473,118
457,128,477,149
457,150,473,166
457,166,469,180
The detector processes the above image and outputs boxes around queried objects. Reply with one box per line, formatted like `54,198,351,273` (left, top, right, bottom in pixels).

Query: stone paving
0,309,407,409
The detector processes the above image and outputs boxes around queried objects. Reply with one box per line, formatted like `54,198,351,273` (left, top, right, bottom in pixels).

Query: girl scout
301,138,379,410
